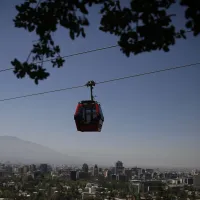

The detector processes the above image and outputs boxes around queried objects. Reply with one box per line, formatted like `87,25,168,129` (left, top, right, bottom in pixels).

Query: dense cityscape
0,161,199,199
0,0,199,199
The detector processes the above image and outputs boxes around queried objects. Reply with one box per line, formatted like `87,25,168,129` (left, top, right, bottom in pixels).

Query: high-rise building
70,170,77,181
110,167,115,174
132,167,142,177
117,174,127,182
40,164,48,173
29,164,36,172
125,169,132,180
93,164,98,176
185,177,193,185
115,161,124,175
194,174,200,189
104,169,110,178
23,165,29,173
82,163,89,173
78,171,89,179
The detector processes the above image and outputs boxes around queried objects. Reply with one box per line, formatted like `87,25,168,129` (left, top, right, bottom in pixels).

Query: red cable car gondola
74,81,104,132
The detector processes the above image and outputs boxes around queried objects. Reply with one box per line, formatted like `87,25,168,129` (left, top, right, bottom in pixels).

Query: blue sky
0,0,199,168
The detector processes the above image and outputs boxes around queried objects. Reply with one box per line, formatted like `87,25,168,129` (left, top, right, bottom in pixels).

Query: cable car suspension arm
86,80,95,101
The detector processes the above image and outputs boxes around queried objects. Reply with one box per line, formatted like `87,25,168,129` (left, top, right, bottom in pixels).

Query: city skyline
0,159,199,199
0,1,199,168
0,136,198,170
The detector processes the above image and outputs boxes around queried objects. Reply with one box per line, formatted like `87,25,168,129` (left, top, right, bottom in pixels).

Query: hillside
0,136,83,165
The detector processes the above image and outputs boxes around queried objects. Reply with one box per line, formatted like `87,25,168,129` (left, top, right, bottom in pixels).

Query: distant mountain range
0,136,195,170
0,136,84,165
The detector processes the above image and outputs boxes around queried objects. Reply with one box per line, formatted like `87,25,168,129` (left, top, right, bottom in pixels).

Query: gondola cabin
74,100,104,132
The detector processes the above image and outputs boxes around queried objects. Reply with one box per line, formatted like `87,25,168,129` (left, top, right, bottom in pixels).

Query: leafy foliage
12,0,200,84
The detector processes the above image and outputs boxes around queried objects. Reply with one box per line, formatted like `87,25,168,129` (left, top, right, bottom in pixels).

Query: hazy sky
0,0,199,168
